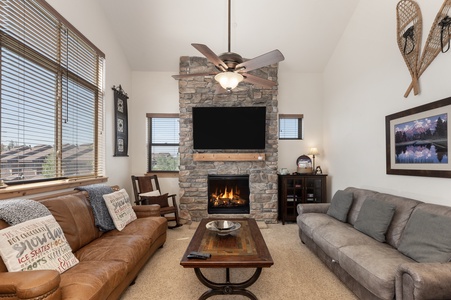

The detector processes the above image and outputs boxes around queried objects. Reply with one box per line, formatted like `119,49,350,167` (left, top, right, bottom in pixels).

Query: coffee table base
194,267,262,300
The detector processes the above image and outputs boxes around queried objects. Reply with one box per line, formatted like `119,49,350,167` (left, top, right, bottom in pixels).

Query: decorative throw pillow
326,190,354,222
0,215,79,273
139,190,160,197
398,209,451,263
354,198,396,242
103,189,137,231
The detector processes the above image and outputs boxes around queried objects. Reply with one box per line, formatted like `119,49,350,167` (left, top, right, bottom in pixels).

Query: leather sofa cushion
75,235,150,274
354,198,395,242
60,260,127,299
327,190,354,222
297,213,332,239
312,219,376,261
398,205,451,263
339,244,414,300
103,217,167,244
38,193,101,252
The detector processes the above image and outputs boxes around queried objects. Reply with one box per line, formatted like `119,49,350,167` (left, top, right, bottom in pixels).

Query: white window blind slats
0,0,104,183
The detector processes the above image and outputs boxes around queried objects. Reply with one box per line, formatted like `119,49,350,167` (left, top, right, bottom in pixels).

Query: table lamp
308,148,319,173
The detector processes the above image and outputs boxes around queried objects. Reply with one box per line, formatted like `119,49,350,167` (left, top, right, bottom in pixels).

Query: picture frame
385,96,451,178
113,85,129,157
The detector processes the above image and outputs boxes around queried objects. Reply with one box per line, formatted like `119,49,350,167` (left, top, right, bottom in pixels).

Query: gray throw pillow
398,209,451,263
354,198,395,242
326,190,354,222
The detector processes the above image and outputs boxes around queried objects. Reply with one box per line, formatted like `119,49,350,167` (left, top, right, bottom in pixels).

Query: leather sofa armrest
133,204,161,218
297,203,330,215
395,262,451,299
0,270,61,300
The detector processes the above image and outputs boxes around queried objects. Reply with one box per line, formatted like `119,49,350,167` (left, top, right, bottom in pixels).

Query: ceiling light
215,72,244,90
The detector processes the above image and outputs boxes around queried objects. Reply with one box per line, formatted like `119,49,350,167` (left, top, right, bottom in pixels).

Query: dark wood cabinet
278,174,327,224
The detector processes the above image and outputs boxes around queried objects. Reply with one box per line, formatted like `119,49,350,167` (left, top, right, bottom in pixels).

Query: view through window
147,114,180,172
0,0,105,183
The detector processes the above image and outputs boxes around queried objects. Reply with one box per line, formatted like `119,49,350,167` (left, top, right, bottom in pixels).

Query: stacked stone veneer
178,56,279,223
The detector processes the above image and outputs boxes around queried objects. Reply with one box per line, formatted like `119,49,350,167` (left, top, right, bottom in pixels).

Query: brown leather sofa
0,188,168,300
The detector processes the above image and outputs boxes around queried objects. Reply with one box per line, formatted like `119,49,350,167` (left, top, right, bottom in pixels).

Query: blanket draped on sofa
0,199,51,225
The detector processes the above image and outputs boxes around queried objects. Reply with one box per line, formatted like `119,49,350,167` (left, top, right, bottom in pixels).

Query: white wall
278,71,324,174
47,0,133,193
129,72,180,194
324,0,451,204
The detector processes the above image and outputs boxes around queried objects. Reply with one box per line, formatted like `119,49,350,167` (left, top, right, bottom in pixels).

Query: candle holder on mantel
308,148,319,173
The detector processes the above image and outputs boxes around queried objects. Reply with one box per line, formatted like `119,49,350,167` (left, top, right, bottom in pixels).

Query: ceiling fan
172,0,285,92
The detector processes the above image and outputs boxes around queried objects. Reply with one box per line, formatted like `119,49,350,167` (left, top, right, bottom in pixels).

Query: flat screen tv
193,106,266,150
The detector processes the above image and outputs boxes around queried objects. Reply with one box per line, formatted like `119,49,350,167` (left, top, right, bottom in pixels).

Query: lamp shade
215,72,244,90
308,148,319,156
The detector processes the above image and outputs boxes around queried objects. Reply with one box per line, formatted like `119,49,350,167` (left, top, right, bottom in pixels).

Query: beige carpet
120,223,358,300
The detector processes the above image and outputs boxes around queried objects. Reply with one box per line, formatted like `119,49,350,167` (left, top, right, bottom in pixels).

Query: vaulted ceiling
96,0,360,73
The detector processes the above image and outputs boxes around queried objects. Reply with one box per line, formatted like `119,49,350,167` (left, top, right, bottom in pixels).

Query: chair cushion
354,198,395,242
327,190,353,222
398,209,451,263
0,215,79,273
141,193,169,208
139,190,160,197
103,189,137,231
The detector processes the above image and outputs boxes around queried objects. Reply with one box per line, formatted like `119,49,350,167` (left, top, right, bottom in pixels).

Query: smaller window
147,114,180,172
279,114,303,140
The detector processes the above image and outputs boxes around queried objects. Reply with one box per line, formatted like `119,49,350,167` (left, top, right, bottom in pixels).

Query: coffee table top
180,218,273,268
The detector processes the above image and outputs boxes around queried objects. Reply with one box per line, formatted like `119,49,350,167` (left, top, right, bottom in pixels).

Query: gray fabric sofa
297,187,451,300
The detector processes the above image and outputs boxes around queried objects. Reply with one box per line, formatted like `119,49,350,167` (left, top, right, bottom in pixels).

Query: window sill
0,177,108,200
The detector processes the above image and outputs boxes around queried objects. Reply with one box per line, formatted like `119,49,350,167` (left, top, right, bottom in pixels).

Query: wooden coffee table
180,218,273,300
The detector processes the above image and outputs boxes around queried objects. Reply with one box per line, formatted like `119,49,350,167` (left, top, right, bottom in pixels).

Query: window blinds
0,0,104,183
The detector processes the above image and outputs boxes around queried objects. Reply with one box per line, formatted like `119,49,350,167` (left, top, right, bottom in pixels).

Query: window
279,114,303,139
0,0,105,184
147,114,179,172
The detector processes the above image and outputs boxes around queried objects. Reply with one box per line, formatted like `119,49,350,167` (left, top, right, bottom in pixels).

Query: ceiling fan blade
236,49,285,72
242,73,277,88
172,72,217,79
192,43,228,71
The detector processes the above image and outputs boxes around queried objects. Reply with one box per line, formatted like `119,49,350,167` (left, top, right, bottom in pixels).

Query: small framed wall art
112,85,129,157
386,96,450,178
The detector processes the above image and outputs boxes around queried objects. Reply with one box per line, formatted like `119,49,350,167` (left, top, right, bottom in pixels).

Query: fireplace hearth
208,174,250,214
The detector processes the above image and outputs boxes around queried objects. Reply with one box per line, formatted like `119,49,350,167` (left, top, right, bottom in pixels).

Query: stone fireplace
178,56,279,223
208,174,250,214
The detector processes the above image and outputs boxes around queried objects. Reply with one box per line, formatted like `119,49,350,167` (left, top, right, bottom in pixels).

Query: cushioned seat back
373,192,422,248
345,187,422,248
38,192,101,252
345,187,378,226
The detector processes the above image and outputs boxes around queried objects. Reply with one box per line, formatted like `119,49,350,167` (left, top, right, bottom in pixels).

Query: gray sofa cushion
339,244,414,300
398,209,451,263
327,190,353,222
354,198,395,242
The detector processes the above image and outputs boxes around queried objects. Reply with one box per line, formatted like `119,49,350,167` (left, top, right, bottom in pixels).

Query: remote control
187,251,211,259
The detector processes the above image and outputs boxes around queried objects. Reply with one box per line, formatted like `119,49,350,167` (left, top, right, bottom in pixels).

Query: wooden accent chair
131,175,182,228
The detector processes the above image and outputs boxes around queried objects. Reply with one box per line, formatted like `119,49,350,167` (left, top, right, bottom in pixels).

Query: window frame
278,114,304,140
147,113,180,173
0,0,105,190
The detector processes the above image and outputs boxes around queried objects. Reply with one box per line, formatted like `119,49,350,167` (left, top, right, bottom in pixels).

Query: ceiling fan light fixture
215,71,243,90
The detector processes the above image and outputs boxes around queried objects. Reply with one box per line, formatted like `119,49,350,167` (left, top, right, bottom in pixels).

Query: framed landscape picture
113,85,129,157
386,96,451,178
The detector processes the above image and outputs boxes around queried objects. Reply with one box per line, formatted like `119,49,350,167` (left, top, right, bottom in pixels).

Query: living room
42,0,450,209
1,0,451,299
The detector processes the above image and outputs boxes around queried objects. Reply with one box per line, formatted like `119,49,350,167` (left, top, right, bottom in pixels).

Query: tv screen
193,106,266,150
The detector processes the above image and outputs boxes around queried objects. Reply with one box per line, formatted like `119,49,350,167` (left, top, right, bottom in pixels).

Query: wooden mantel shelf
193,153,266,162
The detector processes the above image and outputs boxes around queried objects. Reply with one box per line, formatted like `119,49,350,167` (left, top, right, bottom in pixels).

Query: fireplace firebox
207,175,250,214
